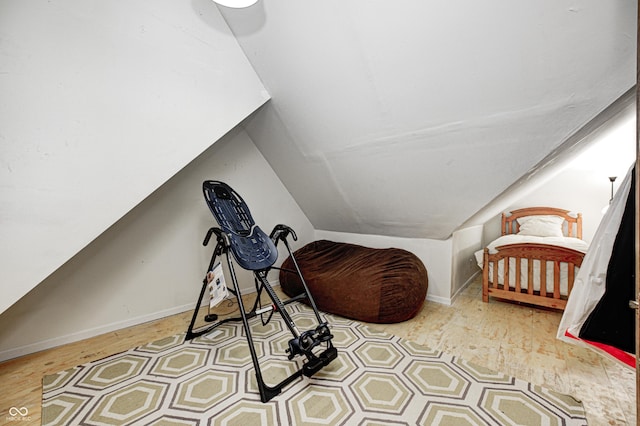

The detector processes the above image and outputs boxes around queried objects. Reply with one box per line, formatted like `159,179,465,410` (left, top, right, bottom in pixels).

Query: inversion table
185,181,337,402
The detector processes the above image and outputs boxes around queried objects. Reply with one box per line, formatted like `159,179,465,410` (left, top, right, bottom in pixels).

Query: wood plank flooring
0,275,635,425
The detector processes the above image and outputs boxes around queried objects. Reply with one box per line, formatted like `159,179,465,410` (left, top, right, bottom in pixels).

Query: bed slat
492,254,499,290
527,259,534,295
553,261,561,299
540,260,547,297
482,242,585,311
568,264,576,294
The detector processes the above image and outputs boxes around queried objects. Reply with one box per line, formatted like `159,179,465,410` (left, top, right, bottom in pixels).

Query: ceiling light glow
213,0,258,8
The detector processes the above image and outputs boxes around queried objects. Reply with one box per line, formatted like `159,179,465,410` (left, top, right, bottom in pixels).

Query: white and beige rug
42,303,587,425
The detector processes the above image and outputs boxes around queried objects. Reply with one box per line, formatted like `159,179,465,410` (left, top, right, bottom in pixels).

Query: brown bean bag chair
279,240,428,323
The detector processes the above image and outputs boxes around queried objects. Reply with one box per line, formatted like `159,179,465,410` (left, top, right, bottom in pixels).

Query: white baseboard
449,271,480,304
0,282,280,363
426,294,452,306
425,271,480,306
0,303,197,363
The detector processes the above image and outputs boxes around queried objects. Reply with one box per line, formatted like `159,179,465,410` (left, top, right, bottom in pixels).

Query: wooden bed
481,207,587,310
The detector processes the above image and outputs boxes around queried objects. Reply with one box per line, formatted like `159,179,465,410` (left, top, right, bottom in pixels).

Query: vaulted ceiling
219,0,636,239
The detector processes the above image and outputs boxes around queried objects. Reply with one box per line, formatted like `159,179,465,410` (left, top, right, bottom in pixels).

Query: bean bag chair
279,240,428,323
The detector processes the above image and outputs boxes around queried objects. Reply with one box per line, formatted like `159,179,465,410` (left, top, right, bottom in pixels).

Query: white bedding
475,235,589,295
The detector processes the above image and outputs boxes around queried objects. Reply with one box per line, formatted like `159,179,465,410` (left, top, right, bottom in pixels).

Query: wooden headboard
501,207,582,239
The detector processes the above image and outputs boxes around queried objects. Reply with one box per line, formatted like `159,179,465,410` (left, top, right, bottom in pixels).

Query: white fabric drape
557,163,634,360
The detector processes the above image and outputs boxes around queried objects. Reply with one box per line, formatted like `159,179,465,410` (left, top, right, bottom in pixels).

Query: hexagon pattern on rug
42,303,587,425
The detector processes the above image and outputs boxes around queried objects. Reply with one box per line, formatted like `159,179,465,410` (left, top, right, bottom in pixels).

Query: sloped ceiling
0,1,269,315
219,1,636,239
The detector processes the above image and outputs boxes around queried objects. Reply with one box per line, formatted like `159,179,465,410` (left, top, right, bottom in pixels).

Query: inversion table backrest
203,181,278,271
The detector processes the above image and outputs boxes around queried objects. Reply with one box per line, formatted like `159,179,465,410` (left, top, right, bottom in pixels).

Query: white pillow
516,215,564,237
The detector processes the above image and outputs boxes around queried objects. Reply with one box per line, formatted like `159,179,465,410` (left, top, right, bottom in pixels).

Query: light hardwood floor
0,275,635,425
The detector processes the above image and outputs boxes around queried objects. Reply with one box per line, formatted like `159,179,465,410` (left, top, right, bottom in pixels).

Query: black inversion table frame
185,181,337,403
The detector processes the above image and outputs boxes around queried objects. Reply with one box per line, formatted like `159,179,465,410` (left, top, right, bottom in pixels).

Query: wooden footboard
482,243,585,310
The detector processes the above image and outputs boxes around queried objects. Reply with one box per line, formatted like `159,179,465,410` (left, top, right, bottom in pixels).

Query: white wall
0,130,314,361
0,0,269,315
481,104,636,246
451,226,484,298
448,93,635,296
315,230,453,304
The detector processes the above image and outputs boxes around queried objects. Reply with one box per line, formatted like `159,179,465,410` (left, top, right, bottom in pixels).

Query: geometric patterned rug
42,303,588,425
